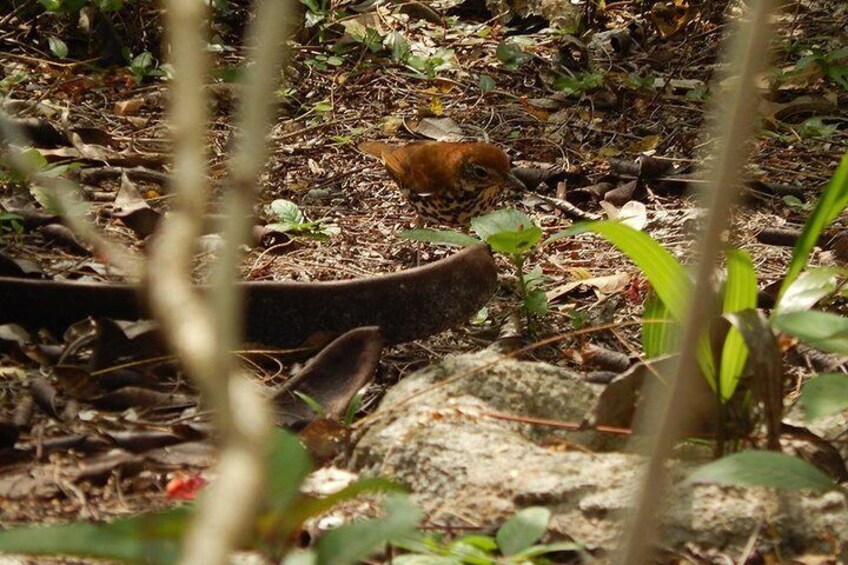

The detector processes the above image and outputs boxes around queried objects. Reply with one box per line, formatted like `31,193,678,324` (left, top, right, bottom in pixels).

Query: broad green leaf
316,494,421,565
778,151,848,303
773,310,848,354
642,292,680,358
478,74,495,92
471,209,542,255
773,267,841,315
48,36,68,58
443,540,492,563
485,227,543,255
38,0,63,11
524,288,548,315
719,248,758,400
20,147,48,171
271,199,306,224
495,506,550,556
524,265,544,290
0,507,188,563
131,51,154,73
800,373,848,420
686,450,838,492
265,430,312,512
471,208,536,240
399,229,481,247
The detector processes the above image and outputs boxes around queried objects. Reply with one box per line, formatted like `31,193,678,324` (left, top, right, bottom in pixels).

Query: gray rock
352,351,848,556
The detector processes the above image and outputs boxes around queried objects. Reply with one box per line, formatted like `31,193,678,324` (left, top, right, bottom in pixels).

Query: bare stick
147,0,294,563
616,3,776,564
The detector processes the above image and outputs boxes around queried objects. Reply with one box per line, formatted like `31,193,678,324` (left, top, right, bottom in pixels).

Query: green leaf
719,248,758,400
773,267,841,315
265,430,312,512
388,32,410,63
524,265,544,290
800,373,848,421
444,540,493,563
642,293,680,358
552,72,604,95
399,229,481,247
0,507,188,563
478,74,495,92
495,41,525,68
316,494,421,565
686,450,838,492
343,390,363,427
38,0,63,11
294,391,326,417
453,534,498,552
773,310,848,354
524,289,548,316
777,151,848,303
271,199,306,224
471,209,542,255
96,0,124,11
514,541,584,558
48,36,68,58
495,506,550,556
131,51,154,73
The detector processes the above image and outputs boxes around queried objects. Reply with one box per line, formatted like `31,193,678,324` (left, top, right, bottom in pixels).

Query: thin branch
616,3,776,564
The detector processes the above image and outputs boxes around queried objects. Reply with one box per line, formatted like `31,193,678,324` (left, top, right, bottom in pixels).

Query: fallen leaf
113,98,145,116
406,117,464,141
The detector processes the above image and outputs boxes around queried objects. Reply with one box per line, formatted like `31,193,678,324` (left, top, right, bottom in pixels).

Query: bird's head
458,143,524,192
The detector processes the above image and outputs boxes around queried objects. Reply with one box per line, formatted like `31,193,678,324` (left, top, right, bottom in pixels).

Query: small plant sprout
265,199,339,241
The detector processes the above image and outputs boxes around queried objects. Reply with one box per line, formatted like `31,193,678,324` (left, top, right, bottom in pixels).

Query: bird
359,140,523,227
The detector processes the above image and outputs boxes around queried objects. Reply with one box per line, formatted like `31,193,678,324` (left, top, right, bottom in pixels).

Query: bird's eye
472,166,489,179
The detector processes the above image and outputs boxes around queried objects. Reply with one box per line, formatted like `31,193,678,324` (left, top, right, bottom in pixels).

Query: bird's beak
506,170,526,190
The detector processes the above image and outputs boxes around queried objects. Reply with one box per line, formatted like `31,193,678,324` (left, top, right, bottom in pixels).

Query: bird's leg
414,215,424,267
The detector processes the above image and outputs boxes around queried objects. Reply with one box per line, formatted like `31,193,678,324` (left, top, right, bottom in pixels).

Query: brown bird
359,140,522,226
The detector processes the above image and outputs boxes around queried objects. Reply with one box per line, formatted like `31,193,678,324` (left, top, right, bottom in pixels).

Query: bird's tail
358,141,394,158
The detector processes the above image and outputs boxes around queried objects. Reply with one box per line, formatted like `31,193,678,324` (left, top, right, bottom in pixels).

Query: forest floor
0,0,847,554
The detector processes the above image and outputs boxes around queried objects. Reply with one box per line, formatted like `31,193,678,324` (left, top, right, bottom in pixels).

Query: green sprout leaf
471,208,542,255
316,494,421,565
496,506,550,556
266,199,337,241
48,36,68,58
718,248,758,400
478,74,495,92
800,373,848,421
773,310,848,355
686,451,839,492
777,151,848,304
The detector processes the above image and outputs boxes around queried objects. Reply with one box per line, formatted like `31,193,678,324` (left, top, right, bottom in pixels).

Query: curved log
0,244,497,346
